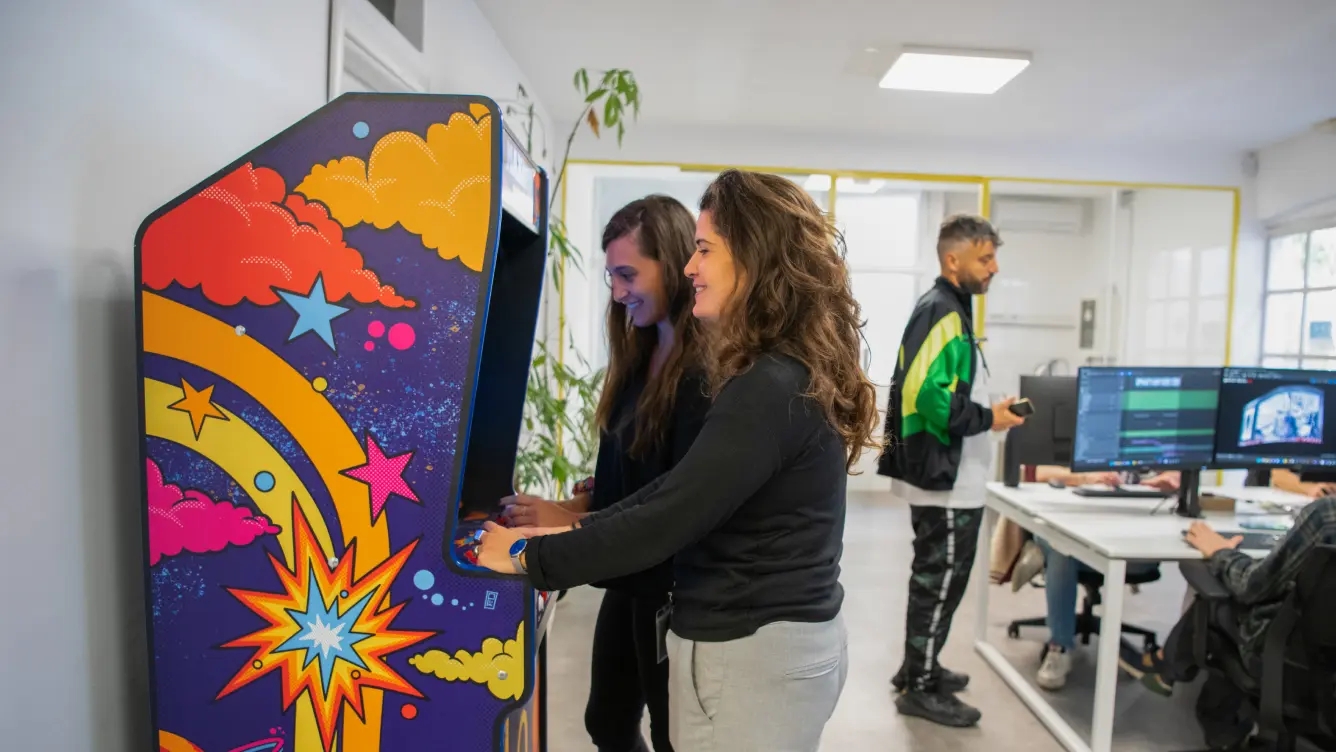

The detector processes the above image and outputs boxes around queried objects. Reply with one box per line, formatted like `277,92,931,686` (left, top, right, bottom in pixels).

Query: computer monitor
1213,367,1336,470
1071,366,1222,472
1006,375,1078,466
1002,375,1078,487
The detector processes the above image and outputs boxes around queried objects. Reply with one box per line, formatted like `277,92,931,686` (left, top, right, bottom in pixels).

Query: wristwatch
509,538,528,575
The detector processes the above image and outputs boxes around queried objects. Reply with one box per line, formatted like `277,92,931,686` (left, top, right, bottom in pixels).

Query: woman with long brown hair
481,169,879,751
502,194,707,752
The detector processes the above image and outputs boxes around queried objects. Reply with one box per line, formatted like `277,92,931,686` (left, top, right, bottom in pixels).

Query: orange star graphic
168,378,228,439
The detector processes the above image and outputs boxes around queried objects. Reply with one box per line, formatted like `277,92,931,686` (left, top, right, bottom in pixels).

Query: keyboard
1071,483,1172,499
1216,530,1284,552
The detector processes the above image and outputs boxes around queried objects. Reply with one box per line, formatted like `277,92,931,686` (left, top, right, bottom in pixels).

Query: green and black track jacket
877,276,994,490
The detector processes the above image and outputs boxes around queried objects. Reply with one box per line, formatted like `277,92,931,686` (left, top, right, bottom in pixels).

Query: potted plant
504,68,641,499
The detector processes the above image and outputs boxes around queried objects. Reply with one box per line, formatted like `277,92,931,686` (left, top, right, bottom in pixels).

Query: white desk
972,482,1305,752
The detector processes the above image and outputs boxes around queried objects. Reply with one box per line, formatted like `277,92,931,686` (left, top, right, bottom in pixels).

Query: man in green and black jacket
879,214,1025,728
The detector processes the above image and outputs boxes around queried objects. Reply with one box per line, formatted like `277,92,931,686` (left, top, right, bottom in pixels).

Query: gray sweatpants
666,615,848,751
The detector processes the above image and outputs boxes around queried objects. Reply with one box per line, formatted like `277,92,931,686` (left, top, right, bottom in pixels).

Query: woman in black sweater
479,170,880,752
503,195,708,752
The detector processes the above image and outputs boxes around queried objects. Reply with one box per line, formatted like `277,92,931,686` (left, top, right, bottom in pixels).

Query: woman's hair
697,169,879,472
595,195,705,457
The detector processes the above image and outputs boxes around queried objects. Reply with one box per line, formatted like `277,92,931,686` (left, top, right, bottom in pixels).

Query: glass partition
562,163,833,374
560,165,1237,490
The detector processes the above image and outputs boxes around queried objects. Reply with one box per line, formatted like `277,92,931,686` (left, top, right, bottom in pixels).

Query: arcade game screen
1072,366,1221,471
1214,367,1336,468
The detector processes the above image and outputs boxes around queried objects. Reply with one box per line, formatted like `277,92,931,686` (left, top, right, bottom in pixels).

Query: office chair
1007,566,1162,652
1179,546,1336,752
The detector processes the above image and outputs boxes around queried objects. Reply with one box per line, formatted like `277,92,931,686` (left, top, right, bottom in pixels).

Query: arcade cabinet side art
136,94,542,752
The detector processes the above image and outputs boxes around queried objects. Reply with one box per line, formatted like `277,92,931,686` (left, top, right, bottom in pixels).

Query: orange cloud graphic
296,104,494,272
141,163,413,309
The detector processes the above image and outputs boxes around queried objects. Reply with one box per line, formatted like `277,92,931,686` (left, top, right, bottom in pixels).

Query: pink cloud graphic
146,458,281,566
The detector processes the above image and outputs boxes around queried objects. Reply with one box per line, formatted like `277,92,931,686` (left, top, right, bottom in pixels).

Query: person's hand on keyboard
1143,472,1181,492
1184,520,1243,557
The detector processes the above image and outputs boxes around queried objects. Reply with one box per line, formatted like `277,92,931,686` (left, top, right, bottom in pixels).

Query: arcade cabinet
136,93,553,752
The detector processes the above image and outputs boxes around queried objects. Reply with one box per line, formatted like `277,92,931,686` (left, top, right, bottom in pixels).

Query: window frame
1260,225,1336,368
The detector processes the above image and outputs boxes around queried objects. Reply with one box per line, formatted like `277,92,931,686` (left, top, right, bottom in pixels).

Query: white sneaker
1036,647,1072,691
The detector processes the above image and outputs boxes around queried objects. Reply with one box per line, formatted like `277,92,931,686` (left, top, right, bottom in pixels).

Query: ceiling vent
991,197,1089,235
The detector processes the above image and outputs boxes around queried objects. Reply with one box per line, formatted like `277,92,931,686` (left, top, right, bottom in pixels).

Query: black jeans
586,589,673,752
900,506,983,692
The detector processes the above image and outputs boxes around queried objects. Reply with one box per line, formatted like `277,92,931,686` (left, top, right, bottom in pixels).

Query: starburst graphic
217,497,433,752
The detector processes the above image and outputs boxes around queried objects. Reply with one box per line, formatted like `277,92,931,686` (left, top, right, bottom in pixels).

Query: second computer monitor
1214,367,1336,469
1009,375,1078,466
1071,366,1221,472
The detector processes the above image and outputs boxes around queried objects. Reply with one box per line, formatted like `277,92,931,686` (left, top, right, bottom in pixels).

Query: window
1130,245,1229,366
1262,227,1336,370
836,192,922,386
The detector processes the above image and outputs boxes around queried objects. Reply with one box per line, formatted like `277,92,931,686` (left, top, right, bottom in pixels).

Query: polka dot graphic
364,341,375,352
401,704,418,720
413,570,435,590
368,320,386,338
431,594,444,606
312,376,328,392
353,121,370,139
253,472,275,492
388,322,416,350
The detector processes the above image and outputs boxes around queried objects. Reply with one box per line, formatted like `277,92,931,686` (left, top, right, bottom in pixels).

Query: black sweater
526,354,847,641
587,367,710,595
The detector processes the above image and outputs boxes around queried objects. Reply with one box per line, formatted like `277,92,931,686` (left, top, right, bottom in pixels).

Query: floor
544,490,1216,751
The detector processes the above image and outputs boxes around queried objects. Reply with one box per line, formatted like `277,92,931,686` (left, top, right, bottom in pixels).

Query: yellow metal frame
556,159,1243,411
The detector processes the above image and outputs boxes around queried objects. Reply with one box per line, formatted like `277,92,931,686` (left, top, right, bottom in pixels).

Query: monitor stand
1174,469,1203,518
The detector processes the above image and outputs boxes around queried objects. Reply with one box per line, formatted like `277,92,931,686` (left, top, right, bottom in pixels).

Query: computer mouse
1048,478,1066,489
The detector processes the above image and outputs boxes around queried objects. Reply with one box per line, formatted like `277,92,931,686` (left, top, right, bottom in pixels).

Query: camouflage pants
899,506,983,692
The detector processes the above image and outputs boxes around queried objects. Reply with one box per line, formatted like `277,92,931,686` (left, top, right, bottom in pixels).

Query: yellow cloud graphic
409,620,524,701
296,103,494,272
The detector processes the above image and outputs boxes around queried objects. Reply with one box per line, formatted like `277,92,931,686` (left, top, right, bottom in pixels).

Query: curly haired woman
477,169,880,752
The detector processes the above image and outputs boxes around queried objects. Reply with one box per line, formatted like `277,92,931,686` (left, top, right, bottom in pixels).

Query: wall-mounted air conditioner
991,197,1090,235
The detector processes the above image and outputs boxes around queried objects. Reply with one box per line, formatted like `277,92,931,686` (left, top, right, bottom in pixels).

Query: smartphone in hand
1008,398,1035,417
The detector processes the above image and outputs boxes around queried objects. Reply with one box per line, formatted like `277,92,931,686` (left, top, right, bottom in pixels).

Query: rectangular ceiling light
879,47,1031,94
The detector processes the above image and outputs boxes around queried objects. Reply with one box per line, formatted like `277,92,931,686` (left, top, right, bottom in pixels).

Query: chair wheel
1007,624,1020,639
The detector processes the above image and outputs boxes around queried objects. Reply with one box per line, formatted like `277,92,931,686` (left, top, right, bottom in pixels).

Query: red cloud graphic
140,163,413,309
146,458,281,566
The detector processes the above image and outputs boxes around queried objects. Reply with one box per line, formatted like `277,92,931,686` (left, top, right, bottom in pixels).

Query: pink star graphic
341,435,420,522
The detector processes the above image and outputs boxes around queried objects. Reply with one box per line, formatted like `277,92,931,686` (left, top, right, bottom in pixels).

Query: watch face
509,538,527,557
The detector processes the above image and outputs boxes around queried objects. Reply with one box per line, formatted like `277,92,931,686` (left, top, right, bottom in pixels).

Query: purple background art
140,95,535,752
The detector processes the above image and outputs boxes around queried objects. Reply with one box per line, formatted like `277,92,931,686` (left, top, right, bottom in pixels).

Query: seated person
1131,499,1336,749
1014,466,1180,690
1269,468,1336,498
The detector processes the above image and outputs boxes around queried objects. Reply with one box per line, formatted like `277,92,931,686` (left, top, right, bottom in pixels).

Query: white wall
1255,128,1336,227
425,0,555,170
567,121,1247,188
984,195,1114,394
0,1,545,750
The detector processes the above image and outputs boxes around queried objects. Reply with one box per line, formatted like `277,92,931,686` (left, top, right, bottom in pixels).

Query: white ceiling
475,0,1336,155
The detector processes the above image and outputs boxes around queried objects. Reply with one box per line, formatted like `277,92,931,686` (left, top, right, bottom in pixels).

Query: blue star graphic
277,275,349,351
275,571,372,692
